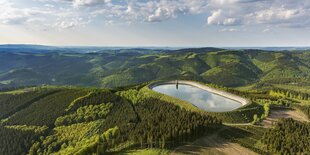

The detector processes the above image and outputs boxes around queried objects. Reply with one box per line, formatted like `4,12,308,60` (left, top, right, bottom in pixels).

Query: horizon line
1,43,310,48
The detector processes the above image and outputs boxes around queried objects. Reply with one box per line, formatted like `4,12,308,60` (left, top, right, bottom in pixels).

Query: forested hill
1,47,310,89
1,46,310,154
0,85,221,155
1,81,309,154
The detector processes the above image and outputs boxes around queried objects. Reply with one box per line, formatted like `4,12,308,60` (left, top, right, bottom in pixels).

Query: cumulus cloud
0,1,52,25
206,0,310,28
219,28,240,32
0,0,90,29
72,0,112,8
90,0,209,23
262,28,271,33
246,7,304,24
73,0,99,7
207,10,240,26
144,0,208,22
53,18,89,29
1,0,310,29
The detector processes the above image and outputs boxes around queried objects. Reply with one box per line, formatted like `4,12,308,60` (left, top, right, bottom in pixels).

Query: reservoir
152,83,244,112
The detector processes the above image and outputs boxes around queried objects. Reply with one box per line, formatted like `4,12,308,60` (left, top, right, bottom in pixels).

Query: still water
152,84,242,112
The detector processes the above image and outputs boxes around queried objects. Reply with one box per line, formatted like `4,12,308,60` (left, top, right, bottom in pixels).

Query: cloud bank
0,0,309,29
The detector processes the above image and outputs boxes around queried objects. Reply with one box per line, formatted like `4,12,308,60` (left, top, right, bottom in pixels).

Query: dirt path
170,127,257,155
261,108,309,128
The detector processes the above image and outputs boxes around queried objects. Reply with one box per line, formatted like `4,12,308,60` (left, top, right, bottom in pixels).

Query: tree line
260,118,310,154
269,88,310,100
4,89,87,127
0,126,39,155
129,98,222,149
0,89,59,119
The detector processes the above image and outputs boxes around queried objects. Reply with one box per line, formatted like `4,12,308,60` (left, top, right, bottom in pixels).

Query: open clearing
261,108,309,128
170,127,257,155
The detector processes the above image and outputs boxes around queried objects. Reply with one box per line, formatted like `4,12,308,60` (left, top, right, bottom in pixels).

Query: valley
0,47,310,155
1,48,310,90
2,0,310,154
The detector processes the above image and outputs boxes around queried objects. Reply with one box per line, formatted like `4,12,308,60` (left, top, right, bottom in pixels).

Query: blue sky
1,0,310,47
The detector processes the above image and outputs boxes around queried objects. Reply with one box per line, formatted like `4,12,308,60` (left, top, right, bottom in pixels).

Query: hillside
0,85,221,154
1,48,310,89
1,47,310,154
0,79,309,154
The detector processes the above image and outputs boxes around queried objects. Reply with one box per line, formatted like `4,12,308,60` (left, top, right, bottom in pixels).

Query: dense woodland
1,48,310,88
269,88,310,100
0,86,221,154
0,79,309,155
3,89,87,127
260,118,310,154
0,83,309,154
0,89,58,119
131,98,221,149
1,48,310,154
0,126,39,155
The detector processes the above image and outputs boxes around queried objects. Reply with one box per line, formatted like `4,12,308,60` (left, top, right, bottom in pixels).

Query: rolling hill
0,46,310,154
0,85,221,154
0,47,310,89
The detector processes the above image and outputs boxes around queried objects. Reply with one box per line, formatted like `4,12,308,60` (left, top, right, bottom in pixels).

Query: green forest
0,86,221,154
1,48,310,154
260,118,310,154
1,48,310,89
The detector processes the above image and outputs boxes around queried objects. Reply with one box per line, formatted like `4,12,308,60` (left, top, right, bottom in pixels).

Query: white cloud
86,0,209,23
247,7,304,24
262,28,270,33
206,0,310,28
0,0,90,29
72,0,111,8
73,0,97,7
0,1,51,25
219,28,240,32
1,0,310,29
207,10,222,25
53,18,81,29
207,10,240,26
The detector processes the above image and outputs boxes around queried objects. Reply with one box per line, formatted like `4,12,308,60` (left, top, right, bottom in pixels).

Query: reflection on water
152,84,242,112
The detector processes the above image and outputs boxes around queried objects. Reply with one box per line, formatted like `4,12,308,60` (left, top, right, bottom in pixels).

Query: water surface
152,84,242,112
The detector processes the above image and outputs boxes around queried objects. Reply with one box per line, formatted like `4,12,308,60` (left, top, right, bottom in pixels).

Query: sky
1,0,310,47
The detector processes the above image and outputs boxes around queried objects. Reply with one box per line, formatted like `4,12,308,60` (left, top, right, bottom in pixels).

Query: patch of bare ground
261,108,309,128
170,127,257,155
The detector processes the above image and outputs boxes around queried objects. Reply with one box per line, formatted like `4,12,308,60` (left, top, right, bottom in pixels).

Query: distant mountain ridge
0,46,309,88
0,44,178,53
1,44,310,53
225,47,310,51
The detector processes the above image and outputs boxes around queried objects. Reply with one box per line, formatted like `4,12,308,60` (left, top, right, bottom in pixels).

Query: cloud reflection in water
153,84,242,112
